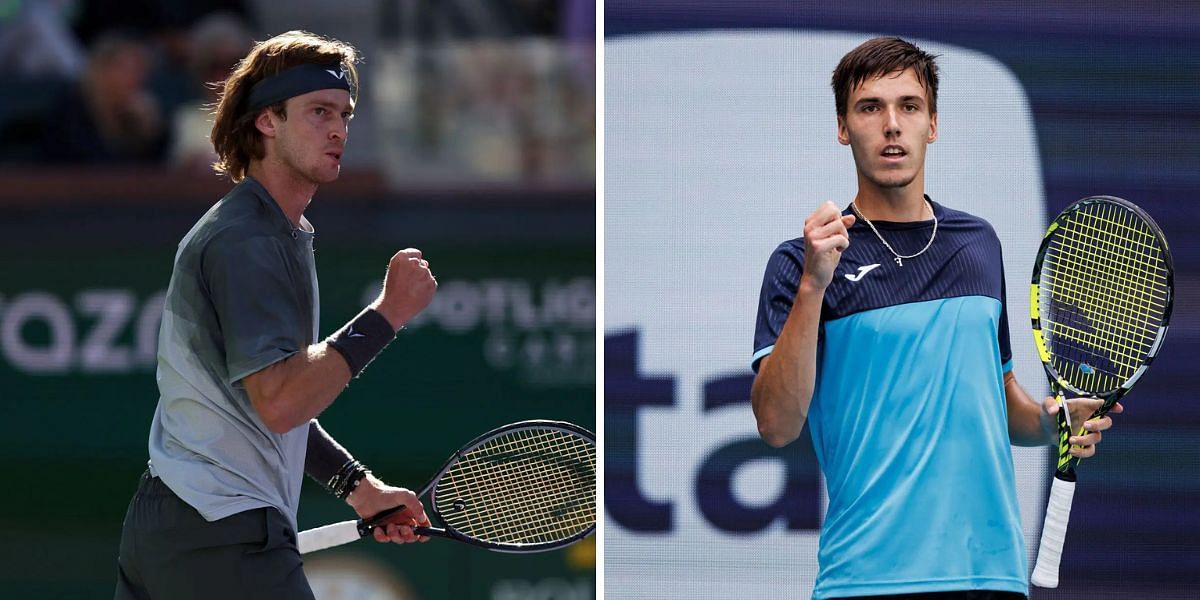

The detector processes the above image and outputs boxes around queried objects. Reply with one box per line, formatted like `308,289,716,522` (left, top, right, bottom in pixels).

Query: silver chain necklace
850,199,938,267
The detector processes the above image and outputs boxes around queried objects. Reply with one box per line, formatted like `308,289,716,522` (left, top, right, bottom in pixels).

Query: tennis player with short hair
114,31,435,599
751,37,1119,600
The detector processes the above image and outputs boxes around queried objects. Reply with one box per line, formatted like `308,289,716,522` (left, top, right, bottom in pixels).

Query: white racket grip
297,520,364,555
1031,477,1076,588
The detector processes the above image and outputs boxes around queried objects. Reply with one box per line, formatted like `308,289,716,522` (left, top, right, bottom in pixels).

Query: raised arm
752,202,855,447
245,248,436,433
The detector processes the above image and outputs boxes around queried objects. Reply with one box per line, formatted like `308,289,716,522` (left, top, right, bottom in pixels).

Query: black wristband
329,459,371,500
327,308,397,377
327,459,356,495
340,466,370,500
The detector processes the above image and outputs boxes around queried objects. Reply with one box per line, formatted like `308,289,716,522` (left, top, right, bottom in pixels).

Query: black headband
246,63,352,112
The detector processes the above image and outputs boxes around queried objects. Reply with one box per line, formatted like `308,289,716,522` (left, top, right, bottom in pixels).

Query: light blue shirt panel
809,296,1027,599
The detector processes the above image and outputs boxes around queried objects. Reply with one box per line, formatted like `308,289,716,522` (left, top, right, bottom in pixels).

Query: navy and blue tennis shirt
753,198,1027,598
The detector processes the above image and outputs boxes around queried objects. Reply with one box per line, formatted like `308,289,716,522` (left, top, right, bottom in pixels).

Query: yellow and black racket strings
1038,200,1170,395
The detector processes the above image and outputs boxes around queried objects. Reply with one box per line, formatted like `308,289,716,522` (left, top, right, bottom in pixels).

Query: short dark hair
210,31,360,182
831,37,939,117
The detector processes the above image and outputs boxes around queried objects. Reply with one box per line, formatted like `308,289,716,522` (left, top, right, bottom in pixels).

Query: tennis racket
1029,196,1174,588
298,420,596,554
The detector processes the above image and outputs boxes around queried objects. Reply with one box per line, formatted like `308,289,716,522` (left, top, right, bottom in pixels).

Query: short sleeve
203,233,307,385
998,260,1013,374
752,241,806,373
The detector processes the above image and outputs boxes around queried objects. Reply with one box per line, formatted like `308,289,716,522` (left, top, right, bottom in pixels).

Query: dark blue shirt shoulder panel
753,198,1011,371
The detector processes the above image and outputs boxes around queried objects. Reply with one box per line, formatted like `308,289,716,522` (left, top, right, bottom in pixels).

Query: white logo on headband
326,66,348,80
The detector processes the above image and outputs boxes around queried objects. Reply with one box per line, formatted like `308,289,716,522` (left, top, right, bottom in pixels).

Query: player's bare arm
245,248,437,433
753,201,855,447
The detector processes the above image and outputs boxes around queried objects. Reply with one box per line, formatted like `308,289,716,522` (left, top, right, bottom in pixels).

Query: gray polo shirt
148,177,319,530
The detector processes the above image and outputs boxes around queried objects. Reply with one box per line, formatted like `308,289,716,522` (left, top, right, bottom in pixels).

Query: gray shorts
114,471,315,600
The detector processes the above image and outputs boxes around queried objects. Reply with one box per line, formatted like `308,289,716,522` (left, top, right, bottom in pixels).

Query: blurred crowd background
0,1,596,599
0,0,595,184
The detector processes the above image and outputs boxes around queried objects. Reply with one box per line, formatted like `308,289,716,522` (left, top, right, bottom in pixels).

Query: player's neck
246,161,317,229
852,186,929,222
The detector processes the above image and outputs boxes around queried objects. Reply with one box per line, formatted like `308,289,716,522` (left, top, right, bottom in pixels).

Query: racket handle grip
298,520,363,555
1031,476,1076,588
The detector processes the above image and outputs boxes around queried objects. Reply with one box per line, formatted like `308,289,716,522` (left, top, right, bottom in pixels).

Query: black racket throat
357,504,409,536
1053,470,1077,483
357,505,450,537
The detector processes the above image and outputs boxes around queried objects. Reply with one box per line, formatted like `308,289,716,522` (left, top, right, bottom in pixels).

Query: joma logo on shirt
844,263,882,282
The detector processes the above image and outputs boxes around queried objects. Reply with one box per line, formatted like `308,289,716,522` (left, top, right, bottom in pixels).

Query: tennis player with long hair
751,37,1120,599
114,31,436,599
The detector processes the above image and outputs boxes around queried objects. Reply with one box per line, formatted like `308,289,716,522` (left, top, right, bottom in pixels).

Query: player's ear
255,108,278,138
837,115,850,146
927,112,938,144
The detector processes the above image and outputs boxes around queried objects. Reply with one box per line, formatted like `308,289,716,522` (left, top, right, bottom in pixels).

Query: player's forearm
752,278,824,448
246,307,398,433
1005,372,1055,446
248,343,352,433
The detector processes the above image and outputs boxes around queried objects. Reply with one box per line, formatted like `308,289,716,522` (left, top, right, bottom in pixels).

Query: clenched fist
372,248,437,330
801,201,857,289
